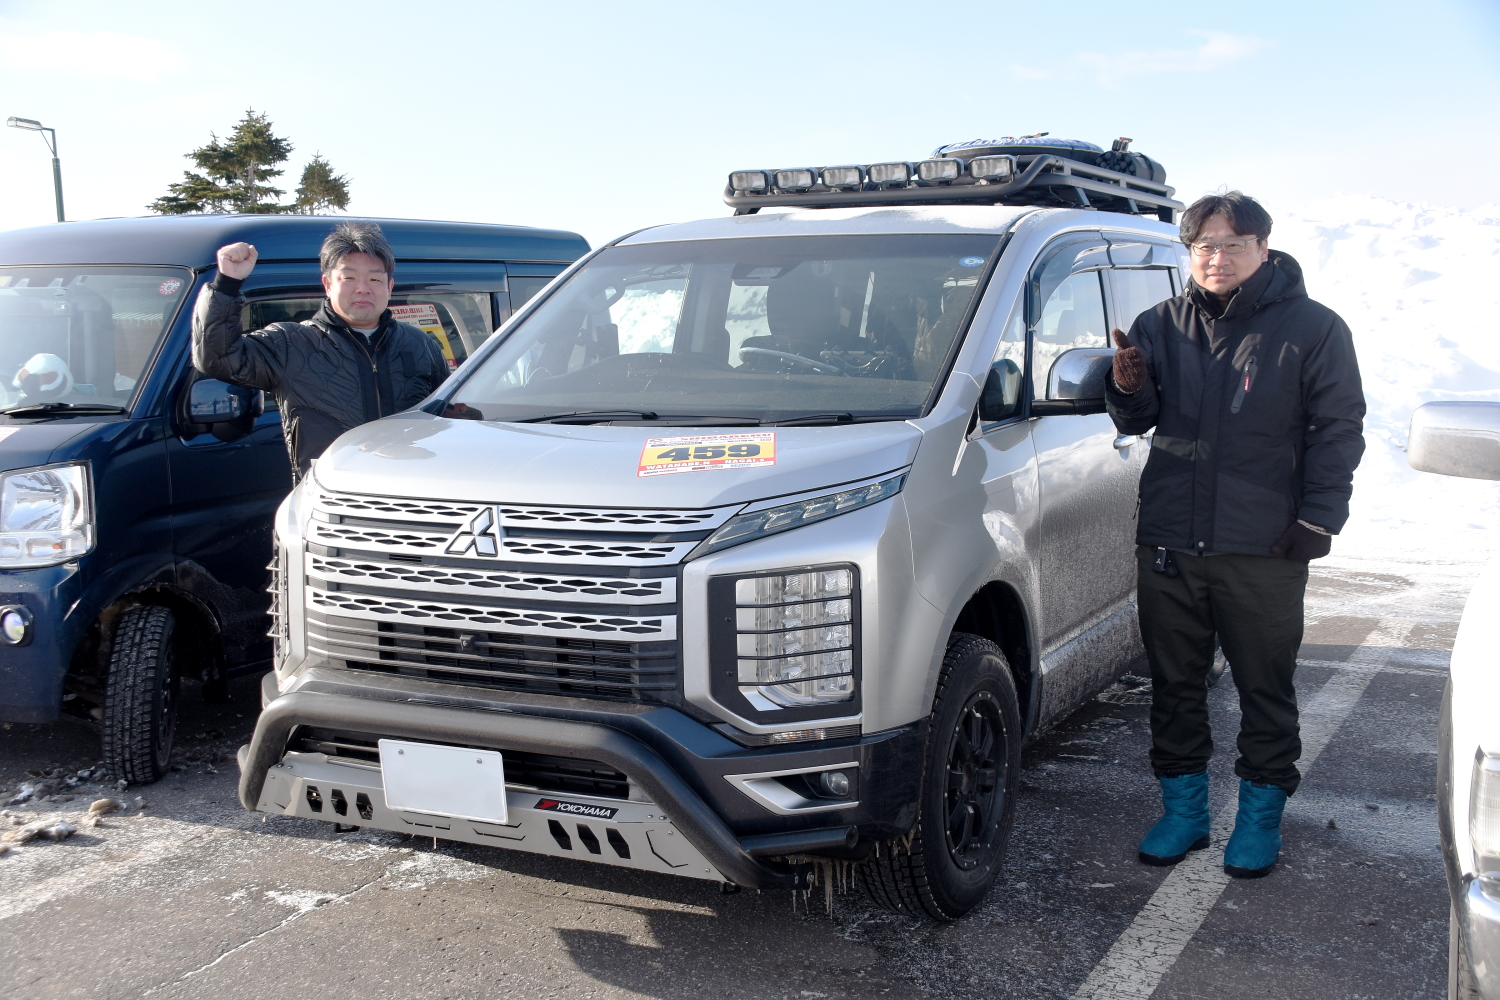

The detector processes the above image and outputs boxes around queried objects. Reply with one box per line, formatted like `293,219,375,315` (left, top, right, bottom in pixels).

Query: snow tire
859,632,1022,921
101,605,179,785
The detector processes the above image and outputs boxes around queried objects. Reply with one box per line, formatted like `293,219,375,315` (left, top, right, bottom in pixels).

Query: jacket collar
312,299,393,346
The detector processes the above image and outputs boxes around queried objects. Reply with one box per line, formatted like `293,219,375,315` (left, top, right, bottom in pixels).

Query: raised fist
216,242,258,280
1111,328,1146,394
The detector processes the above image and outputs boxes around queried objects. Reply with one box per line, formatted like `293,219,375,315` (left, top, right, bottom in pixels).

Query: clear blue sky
1,0,1496,247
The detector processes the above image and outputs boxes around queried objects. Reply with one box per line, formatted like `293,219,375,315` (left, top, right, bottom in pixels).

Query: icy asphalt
0,552,1475,1000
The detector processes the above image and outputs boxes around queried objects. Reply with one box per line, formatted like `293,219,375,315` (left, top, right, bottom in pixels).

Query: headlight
695,474,904,557
725,566,857,709
1472,749,1500,879
0,463,93,568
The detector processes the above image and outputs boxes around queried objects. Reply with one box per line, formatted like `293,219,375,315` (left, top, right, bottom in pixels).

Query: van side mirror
979,359,1023,422
1031,348,1112,417
1407,401,1500,481
181,378,264,442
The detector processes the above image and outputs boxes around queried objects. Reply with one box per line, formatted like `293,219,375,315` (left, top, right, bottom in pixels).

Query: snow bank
1272,196,1500,564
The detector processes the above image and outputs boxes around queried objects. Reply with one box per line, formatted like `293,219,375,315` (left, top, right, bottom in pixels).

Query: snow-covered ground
1272,196,1500,571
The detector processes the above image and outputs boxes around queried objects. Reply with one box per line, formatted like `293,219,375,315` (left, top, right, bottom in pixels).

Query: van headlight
694,474,904,557
1472,749,1500,889
711,566,858,712
0,463,93,568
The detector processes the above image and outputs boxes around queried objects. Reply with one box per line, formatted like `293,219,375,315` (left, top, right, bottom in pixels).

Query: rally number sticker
637,432,776,477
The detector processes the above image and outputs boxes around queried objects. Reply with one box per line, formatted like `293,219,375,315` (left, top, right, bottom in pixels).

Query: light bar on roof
820,165,863,189
774,168,817,192
916,158,961,184
969,155,1016,182
867,162,912,188
730,170,770,194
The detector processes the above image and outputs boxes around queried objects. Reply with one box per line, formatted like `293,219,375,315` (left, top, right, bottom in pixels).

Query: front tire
860,632,1022,921
101,605,180,785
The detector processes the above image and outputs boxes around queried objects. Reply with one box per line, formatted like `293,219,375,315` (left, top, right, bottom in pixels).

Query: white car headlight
0,462,93,568
1472,749,1500,879
694,474,904,557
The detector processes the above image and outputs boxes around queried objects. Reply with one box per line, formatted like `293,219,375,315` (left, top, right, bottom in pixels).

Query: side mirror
1031,347,1113,416
182,378,264,442
979,359,1023,422
1407,401,1500,481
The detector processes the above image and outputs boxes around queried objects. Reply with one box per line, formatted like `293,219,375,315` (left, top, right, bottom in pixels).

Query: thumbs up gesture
1111,329,1146,394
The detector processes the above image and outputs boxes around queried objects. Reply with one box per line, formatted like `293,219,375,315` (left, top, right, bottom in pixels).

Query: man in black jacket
1106,192,1365,879
193,221,474,480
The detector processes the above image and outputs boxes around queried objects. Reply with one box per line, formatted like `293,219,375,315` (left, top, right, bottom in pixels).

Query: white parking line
1071,619,1415,1000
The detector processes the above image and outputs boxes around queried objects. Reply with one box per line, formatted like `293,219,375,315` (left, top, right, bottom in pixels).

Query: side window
1108,268,1174,333
508,276,556,314
389,293,493,370
1031,270,1107,400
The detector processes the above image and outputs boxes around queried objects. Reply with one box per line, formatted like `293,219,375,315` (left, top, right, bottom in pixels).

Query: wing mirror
181,377,264,442
1407,401,1500,481
1031,348,1112,417
979,358,1023,422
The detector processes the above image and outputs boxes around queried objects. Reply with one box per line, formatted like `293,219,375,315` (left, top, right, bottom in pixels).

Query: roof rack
724,153,1184,223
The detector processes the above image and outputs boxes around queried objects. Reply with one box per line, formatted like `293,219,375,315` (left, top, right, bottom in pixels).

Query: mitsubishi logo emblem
445,506,505,556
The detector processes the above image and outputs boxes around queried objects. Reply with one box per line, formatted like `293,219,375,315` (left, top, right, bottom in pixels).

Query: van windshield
450,234,1000,423
0,266,191,413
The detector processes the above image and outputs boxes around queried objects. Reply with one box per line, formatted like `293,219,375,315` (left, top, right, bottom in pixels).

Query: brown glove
1270,521,1333,561
1112,329,1146,394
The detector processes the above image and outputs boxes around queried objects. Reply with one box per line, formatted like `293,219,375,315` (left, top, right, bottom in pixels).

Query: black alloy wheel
860,632,1022,921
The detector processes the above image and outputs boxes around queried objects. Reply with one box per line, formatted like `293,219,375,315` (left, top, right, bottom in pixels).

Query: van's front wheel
860,632,1022,921
101,605,180,785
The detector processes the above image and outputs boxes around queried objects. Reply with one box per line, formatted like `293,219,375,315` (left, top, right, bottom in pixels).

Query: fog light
867,161,912,187
774,168,816,192
917,158,961,184
820,165,863,189
730,170,770,194
819,770,851,797
969,154,1016,182
0,605,33,646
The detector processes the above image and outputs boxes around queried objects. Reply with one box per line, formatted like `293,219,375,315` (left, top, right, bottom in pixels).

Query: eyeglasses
1188,238,1259,257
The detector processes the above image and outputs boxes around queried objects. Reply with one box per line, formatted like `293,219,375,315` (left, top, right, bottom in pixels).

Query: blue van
0,214,589,783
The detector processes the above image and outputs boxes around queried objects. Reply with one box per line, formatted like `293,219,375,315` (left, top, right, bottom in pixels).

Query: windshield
450,234,1001,423
0,266,190,412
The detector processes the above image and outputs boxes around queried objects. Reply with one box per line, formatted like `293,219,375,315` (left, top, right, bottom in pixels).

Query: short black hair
1180,191,1273,245
320,221,396,277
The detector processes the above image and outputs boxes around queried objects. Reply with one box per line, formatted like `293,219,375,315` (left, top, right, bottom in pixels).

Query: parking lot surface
0,552,1475,1000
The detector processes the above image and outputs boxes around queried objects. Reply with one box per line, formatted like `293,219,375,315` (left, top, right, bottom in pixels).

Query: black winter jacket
192,276,449,479
1105,251,1365,557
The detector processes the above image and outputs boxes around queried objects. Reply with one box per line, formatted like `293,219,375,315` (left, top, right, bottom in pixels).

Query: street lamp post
6,117,65,223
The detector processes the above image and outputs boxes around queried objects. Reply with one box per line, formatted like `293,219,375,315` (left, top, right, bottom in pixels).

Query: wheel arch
951,581,1038,734
65,584,224,712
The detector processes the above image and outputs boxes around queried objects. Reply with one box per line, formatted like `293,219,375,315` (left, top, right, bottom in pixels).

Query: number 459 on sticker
637,432,776,477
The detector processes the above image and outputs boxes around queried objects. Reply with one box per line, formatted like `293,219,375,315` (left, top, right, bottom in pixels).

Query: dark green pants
1135,545,1309,795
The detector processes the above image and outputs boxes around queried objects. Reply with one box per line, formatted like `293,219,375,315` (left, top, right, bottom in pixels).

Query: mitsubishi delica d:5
240,137,1190,919
0,215,587,783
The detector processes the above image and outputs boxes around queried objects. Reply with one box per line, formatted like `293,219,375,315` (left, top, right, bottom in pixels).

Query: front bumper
1460,876,1500,999
240,671,922,889
0,563,84,723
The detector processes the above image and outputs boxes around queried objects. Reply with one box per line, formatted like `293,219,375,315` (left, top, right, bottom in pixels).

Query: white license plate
378,739,508,824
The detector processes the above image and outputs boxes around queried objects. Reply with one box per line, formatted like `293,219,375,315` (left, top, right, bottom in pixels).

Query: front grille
288,726,630,799
309,611,677,700
302,490,735,703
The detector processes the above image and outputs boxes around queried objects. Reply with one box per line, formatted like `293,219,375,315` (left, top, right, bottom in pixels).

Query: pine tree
148,110,350,215
293,154,351,214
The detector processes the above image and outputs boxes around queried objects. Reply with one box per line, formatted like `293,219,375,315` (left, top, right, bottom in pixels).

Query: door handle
1112,435,1136,450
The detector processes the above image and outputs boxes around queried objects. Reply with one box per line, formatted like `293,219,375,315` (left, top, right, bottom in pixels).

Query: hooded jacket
192,276,450,479
1105,251,1366,557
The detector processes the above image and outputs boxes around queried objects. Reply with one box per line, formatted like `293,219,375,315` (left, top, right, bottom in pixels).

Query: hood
315,415,923,509
0,420,100,472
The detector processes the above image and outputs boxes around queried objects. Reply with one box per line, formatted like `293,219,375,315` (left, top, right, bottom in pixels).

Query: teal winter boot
1138,771,1211,866
1223,779,1288,878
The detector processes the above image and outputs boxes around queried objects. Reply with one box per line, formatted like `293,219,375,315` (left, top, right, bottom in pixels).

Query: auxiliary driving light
968,154,1016,182
774,168,817,192
820,770,851,797
820,165,864,189
866,161,912,187
730,170,770,194
0,605,33,646
916,158,961,184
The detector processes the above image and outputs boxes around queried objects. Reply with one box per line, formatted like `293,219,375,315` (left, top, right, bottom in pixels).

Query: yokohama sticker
534,798,618,820
637,432,776,477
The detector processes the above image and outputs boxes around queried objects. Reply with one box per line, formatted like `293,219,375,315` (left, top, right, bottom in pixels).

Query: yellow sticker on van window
390,302,457,369
637,432,776,477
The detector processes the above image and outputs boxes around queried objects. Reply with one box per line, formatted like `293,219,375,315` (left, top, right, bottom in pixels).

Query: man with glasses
1104,192,1366,879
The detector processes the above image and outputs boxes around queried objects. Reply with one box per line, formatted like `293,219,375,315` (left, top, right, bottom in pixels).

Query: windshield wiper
769,413,911,426
1,402,129,418
516,410,760,426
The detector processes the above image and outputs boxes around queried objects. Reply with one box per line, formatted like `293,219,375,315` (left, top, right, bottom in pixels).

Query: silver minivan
237,142,1188,919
